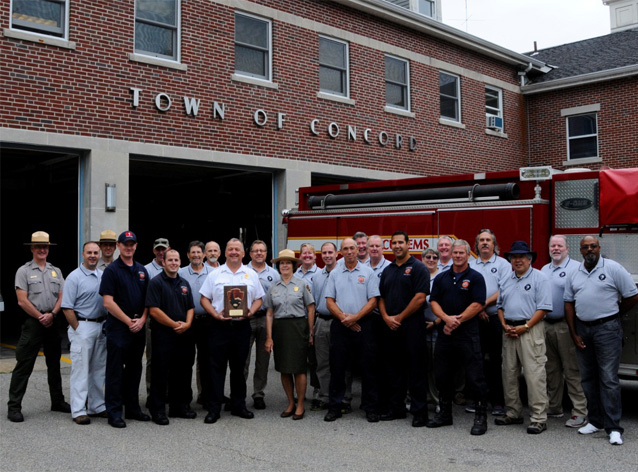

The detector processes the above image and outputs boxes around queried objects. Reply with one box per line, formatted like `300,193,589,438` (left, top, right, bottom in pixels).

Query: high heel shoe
293,410,305,420
281,409,294,418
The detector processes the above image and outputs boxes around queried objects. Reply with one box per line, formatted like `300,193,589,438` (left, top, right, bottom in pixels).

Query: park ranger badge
51,270,58,278
294,286,299,292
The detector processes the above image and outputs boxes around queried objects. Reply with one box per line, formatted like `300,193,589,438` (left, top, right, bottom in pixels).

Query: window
11,0,68,38
319,37,349,97
567,113,598,160
135,0,179,61
485,86,502,118
385,56,410,110
440,72,460,121
235,12,272,81
417,0,436,17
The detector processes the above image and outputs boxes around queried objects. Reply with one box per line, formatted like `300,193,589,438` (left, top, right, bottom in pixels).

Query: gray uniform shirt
497,267,552,321
295,264,318,283
470,254,511,316
15,260,65,313
324,261,380,315
264,276,314,319
312,266,333,316
61,265,106,319
178,264,213,316
145,260,163,279
248,262,281,309
540,257,579,320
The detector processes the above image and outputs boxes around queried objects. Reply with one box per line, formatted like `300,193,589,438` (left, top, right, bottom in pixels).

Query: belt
577,313,618,327
253,310,267,318
76,314,106,323
194,313,209,320
504,319,528,327
317,313,332,321
544,317,565,324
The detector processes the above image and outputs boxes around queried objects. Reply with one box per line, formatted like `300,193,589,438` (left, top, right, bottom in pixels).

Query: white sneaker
578,423,602,435
565,415,587,428
609,431,624,445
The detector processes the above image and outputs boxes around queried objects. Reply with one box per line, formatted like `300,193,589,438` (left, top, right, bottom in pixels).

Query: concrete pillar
273,168,311,253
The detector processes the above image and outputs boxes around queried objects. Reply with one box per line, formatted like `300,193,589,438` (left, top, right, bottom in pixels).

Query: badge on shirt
560,272,566,278
461,280,470,289
524,284,531,291
599,274,606,281
306,285,311,293
404,267,412,275
139,272,146,280
358,276,365,283
294,286,299,292
181,286,188,294
51,270,58,278
245,273,249,279
491,268,497,273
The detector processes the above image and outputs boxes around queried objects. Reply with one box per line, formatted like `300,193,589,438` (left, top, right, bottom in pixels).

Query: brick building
0,0,637,325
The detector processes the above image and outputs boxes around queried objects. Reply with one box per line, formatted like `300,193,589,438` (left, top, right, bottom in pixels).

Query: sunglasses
424,255,439,260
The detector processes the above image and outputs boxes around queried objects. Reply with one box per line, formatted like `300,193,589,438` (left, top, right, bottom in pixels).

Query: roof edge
521,64,638,95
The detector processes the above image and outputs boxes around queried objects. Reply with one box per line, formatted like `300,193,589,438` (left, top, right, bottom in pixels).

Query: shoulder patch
306,284,312,293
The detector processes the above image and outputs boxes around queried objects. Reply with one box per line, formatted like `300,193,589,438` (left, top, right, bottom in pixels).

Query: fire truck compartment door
600,169,638,226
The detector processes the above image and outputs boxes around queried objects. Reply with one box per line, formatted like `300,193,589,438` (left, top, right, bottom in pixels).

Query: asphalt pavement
1,346,637,472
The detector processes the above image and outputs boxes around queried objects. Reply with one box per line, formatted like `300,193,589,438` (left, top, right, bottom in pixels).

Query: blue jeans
575,317,623,434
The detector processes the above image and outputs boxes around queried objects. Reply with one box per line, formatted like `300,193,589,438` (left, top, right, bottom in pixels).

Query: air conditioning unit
486,115,503,131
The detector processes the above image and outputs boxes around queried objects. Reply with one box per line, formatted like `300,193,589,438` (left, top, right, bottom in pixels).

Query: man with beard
205,241,221,269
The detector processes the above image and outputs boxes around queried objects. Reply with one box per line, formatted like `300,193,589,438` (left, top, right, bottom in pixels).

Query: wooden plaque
224,285,248,318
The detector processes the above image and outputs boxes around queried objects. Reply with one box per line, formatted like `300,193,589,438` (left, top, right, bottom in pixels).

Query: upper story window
382,0,437,19
485,86,503,131
319,37,349,97
235,12,272,81
440,72,460,122
135,0,180,61
11,0,68,38
385,56,410,110
567,113,598,160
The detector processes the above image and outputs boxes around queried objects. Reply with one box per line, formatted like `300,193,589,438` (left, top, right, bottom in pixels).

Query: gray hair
452,239,471,254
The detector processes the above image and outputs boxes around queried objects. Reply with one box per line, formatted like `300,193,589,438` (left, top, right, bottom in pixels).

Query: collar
476,253,497,265
511,266,534,280
79,264,99,277
549,256,571,270
220,263,248,275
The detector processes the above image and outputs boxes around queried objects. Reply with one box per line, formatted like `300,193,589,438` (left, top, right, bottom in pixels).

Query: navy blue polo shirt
379,256,430,316
430,266,486,331
146,271,194,330
99,257,149,318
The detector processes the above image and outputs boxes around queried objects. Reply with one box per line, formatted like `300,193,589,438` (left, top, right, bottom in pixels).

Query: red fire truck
283,166,638,378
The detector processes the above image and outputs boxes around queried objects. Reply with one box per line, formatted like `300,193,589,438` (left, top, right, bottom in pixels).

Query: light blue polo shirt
178,263,213,315
564,257,638,322
437,259,452,273
145,259,163,279
540,257,579,320
470,254,511,316
497,267,552,321
295,264,318,283
366,257,391,280
324,261,380,315
61,265,106,319
248,262,281,301
311,266,334,316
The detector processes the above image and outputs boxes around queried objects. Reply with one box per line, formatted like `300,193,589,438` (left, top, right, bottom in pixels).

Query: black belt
504,319,528,327
577,313,618,327
253,310,267,318
194,313,209,320
544,317,564,324
317,313,332,321
76,314,106,323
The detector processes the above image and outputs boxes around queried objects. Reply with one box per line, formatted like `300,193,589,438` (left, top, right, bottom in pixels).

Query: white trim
385,54,411,111
485,129,508,138
439,71,461,122
384,106,415,118
234,11,273,82
562,157,602,166
231,74,279,89
317,92,356,105
133,0,181,62
439,118,466,129
2,28,76,49
128,53,188,71
561,103,601,117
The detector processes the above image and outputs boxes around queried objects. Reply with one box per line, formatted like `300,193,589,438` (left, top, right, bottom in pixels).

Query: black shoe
310,399,327,411
231,408,254,419
412,413,429,428
204,412,220,424
168,408,197,419
340,403,353,414
495,416,524,426
253,397,266,410
223,395,232,411
425,414,453,428
108,417,127,428
88,411,108,418
471,416,488,435
7,410,24,423
366,412,380,423
51,401,71,413
125,411,151,422
152,414,170,426
380,411,407,421
324,410,342,422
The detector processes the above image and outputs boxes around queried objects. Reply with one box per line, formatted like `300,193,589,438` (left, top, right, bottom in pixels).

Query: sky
441,0,611,53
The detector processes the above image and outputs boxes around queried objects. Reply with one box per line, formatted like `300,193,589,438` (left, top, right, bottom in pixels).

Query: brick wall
0,0,529,176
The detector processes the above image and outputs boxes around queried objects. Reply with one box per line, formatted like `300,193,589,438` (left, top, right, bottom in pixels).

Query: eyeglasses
580,244,599,250
424,255,439,260
251,249,266,253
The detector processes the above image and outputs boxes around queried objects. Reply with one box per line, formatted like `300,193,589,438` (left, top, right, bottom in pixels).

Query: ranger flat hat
504,240,537,264
24,231,56,246
99,229,117,243
272,248,302,264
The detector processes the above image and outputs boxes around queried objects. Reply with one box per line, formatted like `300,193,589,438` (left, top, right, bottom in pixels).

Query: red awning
599,169,638,226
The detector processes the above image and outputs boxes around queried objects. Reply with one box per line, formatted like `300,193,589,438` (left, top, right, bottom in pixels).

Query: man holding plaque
199,239,265,424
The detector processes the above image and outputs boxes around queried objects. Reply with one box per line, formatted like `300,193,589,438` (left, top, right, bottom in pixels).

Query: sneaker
609,431,624,445
491,405,506,416
527,422,547,434
465,403,476,413
565,415,587,428
547,410,564,418
578,423,602,435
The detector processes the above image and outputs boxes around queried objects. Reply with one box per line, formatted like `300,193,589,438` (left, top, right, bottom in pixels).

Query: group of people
6,228,637,446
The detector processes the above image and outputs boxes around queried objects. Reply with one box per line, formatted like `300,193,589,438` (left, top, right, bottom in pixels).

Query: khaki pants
502,322,548,423
544,320,587,417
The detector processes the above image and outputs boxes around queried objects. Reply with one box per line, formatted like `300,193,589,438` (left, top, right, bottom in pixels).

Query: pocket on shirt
27,279,43,294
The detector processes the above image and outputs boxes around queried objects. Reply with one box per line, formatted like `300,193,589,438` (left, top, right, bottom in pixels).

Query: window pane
136,23,175,57
569,114,596,137
236,15,268,48
136,0,176,26
320,67,345,94
12,0,64,33
386,83,405,108
319,39,346,69
485,89,499,110
418,0,434,17
569,136,598,159
440,73,457,97
235,45,266,77
440,96,458,120
385,57,406,84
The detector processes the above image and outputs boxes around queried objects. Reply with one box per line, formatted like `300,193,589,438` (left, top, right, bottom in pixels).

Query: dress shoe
89,411,108,418
366,412,380,423
73,415,91,425
51,401,71,413
125,411,151,422
495,416,524,426
425,414,453,428
108,417,127,428
169,408,197,419
152,414,170,426
204,412,220,424
281,409,294,418
310,399,327,411
7,410,24,423
253,397,266,410
340,403,353,414
223,396,232,411
412,413,428,428
380,411,407,421
292,410,305,420
324,410,342,422
231,408,254,419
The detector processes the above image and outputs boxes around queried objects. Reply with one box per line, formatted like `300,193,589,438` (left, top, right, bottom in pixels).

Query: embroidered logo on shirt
139,272,146,280
306,285,311,293
268,276,273,281
491,268,497,273
404,267,412,275
358,276,365,283
599,274,606,281
181,286,188,294
559,272,566,278
524,284,531,291
461,280,470,289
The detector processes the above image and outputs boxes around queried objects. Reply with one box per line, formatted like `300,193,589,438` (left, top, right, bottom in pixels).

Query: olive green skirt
272,317,309,374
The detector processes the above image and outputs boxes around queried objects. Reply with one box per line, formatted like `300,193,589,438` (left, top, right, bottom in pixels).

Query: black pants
328,316,378,413
479,314,504,406
193,315,213,408
105,318,146,419
207,319,251,414
148,327,195,416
